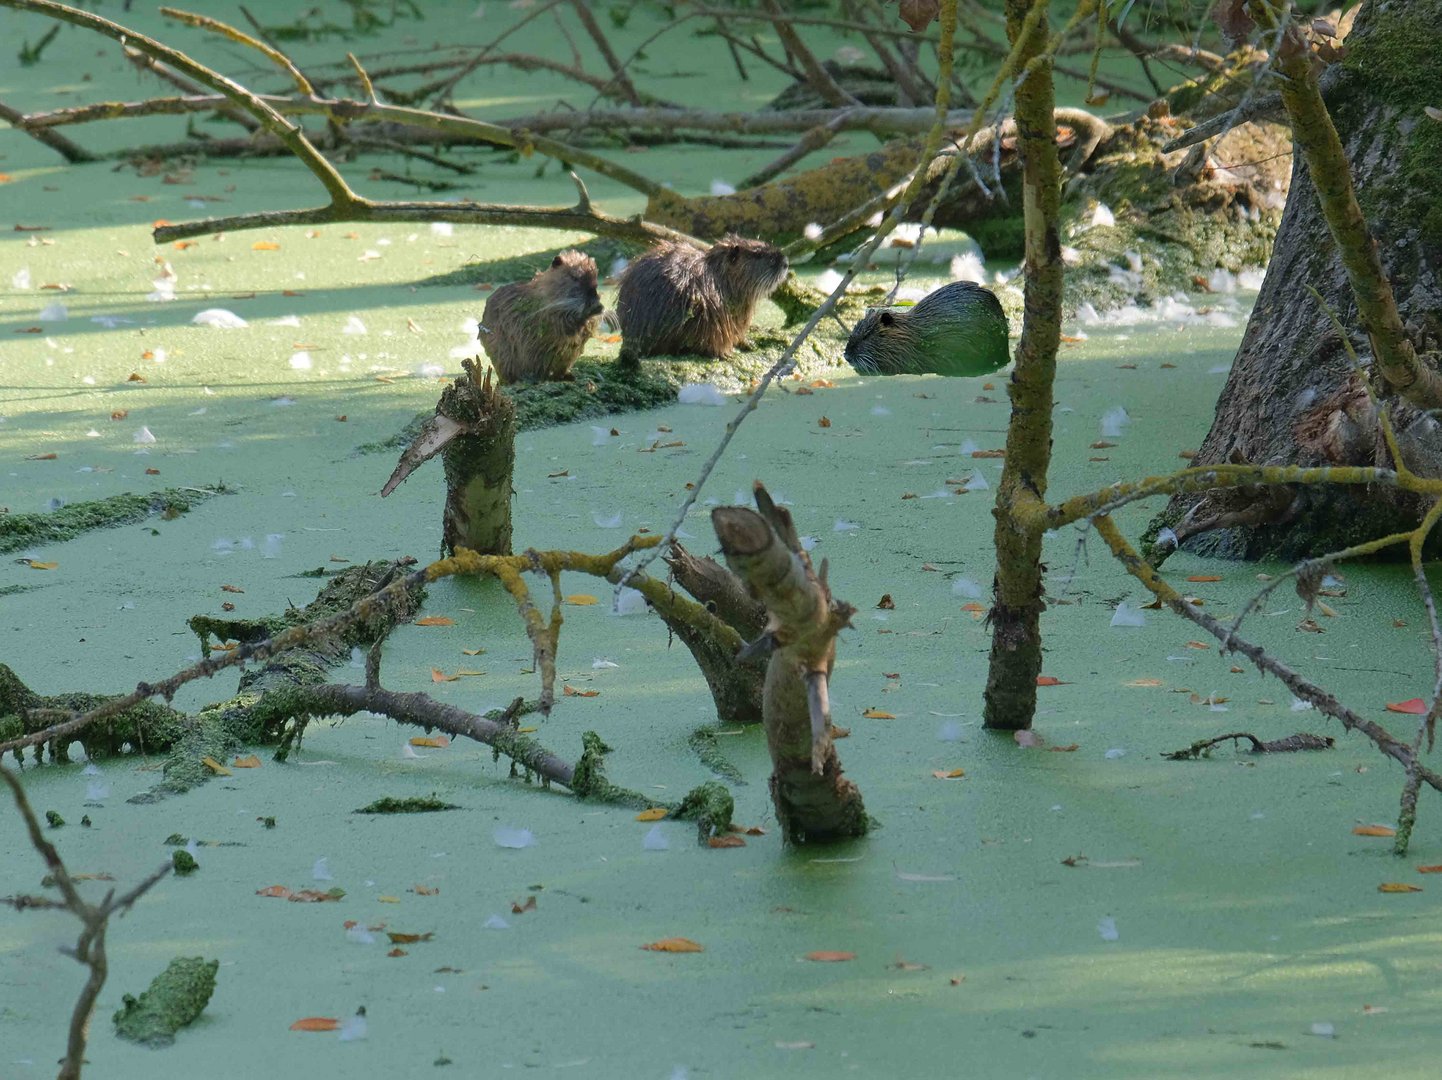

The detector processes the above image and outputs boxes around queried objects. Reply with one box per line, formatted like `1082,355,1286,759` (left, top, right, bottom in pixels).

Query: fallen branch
1164,731,1335,760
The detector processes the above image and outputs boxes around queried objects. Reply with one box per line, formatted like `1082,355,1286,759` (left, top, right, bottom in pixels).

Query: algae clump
113,956,219,1047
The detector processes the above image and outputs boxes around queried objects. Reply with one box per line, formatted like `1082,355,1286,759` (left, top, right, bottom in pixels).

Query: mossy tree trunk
1158,1,1442,560
982,0,1065,732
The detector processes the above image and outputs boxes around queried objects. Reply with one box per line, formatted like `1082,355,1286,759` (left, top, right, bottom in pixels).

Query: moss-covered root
112,956,218,1048
672,780,737,844
567,731,653,809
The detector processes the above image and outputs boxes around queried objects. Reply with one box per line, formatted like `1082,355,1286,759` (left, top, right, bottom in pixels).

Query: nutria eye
879,312,895,328
551,255,564,268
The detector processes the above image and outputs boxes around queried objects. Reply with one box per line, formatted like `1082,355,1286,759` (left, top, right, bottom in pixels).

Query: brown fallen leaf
1185,641,1210,650
708,835,746,848
877,594,895,610
563,684,599,697
415,616,455,626
386,931,434,944
641,938,703,953
221,584,244,593
1416,865,1442,874
1124,678,1163,688
1353,825,1396,837
257,885,292,899
232,755,262,769
289,1017,339,1032
510,895,537,914
804,951,856,962
1186,575,1223,583
411,885,439,896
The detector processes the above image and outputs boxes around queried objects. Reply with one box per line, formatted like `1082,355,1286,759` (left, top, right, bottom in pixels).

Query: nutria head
703,235,789,304
539,250,604,320
845,281,1010,377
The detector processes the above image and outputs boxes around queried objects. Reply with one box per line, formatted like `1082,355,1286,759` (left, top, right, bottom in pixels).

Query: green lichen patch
112,956,219,1048
0,486,227,555
355,794,462,813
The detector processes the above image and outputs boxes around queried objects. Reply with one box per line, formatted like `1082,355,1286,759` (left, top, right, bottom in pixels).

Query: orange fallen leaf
564,594,599,605
708,835,746,848
862,708,896,719
636,808,668,821
415,616,455,626
25,452,57,460
563,685,599,697
201,756,232,776
251,240,281,251
1386,698,1427,715
410,736,450,748
805,951,856,962
289,1017,339,1032
27,560,58,570
1378,883,1423,893
961,601,986,616
387,948,407,957
1036,676,1066,686
1185,641,1211,650
232,754,262,768
431,668,458,683
818,415,832,428
1047,743,1080,752
932,768,965,779
1416,865,1442,874
1186,575,1223,583
257,885,292,898
641,938,703,953
1353,825,1396,837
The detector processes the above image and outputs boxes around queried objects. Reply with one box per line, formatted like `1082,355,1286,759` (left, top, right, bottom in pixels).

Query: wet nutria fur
844,280,1010,377
479,250,604,384
616,236,789,361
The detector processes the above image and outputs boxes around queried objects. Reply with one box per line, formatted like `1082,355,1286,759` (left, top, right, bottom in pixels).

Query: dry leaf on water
415,616,455,627
386,931,434,944
564,594,599,605
804,951,856,962
1378,883,1423,893
232,755,262,769
289,1017,339,1032
1353,825,1396,837
564,685,599,697
862,708,896,719
636,808,668,821
708,835,746,848
511,896,537,914
932,769,965,779
1385,698,1427,715
641,938,703,953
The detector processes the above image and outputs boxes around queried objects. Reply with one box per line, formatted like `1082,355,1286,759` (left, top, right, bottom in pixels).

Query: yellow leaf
517,726,537,733
251,240,281,251
1124,678,1163,688
1353,825,1396,837
410,736,450,748
201,756,232,776
416,616,455,626
1378,883,1423,893
26,560,58,570
636,808,669,821
641,938,703,953
564,594,599,606
431,668,458,683
932,768,965,779
232,754,262,769
862,708,896,719
461,647,486,656
563,684,599,697
804,951,856,962
378,895,401,903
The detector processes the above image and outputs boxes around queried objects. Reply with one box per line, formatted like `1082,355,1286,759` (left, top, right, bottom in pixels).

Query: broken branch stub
712,483,866,844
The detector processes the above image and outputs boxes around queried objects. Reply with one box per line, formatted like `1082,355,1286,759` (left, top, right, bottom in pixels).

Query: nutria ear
879,311,895,327
551,255,565,268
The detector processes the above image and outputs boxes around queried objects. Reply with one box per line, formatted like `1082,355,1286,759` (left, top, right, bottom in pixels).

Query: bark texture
1157,1,1442,560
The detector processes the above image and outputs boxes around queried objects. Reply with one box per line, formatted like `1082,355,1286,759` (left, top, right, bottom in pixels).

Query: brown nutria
479,250,604,384
616,235,789,361
843,280,1010,377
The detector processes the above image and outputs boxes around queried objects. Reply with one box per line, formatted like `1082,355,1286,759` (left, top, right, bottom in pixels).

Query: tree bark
1157,1,1442,560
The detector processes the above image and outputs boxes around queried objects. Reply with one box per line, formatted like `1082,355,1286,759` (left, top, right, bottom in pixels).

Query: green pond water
3,3,1442,1078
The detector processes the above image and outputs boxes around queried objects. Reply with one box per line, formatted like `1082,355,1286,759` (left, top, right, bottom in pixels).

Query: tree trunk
1156,1,1442,560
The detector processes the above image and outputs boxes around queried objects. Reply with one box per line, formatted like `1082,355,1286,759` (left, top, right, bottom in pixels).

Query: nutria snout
616,235,789,361
844,281,1010,377
479,250,604,384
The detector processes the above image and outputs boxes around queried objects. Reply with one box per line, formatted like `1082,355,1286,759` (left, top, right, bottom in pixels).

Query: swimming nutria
479,250,604,384
616,236,789,361
844,281,1010,377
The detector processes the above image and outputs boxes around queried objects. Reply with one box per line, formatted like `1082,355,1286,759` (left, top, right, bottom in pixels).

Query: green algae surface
3,4,1442,1079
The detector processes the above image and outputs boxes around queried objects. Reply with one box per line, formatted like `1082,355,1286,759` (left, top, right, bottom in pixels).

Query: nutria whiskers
844,281,1010,377
616,236,789,361
479,250,604,384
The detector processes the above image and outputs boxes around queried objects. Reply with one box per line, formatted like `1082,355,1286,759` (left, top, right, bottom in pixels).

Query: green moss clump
113,956,219,1047
672,781,736,844
354,795,461,814
171,849,198,875
0,487,225,555
45,810,64,828
687,726,745,785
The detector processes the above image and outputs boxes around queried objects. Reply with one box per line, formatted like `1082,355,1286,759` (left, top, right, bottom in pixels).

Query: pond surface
3,4,1441,1078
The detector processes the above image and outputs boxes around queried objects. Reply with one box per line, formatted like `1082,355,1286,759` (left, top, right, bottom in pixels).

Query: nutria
844,281,1010,377
616,236,789,361
479,250,604,384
